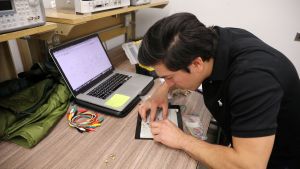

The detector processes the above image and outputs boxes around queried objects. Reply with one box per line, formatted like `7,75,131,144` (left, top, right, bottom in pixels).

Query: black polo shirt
202,27,300,168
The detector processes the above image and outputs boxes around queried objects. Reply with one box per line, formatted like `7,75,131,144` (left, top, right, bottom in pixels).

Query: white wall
136,0,300,73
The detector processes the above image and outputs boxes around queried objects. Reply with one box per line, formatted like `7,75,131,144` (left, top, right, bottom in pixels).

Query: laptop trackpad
116,84,140,95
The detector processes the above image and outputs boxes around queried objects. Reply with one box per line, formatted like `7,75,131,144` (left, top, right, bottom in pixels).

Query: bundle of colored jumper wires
67,105,104,132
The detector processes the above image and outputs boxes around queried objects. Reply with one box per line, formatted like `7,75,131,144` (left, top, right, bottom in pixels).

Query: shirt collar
206,26,231,82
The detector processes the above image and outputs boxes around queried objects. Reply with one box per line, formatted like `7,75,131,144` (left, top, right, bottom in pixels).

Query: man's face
153,62,204,90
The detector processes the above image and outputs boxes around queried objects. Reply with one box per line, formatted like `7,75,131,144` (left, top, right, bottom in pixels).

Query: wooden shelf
46,0,169,25
0,22,57,43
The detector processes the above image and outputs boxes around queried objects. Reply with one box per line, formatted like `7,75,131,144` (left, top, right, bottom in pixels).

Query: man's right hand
138,82,170,122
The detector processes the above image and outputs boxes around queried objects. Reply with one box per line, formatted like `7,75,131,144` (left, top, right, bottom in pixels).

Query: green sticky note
105,94,130,108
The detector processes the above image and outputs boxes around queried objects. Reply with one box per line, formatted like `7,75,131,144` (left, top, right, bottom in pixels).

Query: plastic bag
182,114,208,140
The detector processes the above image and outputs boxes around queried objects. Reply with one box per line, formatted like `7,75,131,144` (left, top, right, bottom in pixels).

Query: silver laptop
49,34,153,112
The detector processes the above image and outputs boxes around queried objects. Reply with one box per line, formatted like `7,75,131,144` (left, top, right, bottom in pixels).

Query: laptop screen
52,36,113,92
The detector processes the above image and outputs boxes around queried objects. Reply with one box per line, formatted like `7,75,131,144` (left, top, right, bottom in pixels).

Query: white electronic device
130,0,150,6
55,0,130,14
0,0,46,34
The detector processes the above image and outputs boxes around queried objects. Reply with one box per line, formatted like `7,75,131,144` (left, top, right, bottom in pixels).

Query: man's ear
190,57,204,73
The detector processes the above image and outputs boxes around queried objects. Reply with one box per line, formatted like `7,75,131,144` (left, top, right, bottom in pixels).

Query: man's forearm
181,135,260,169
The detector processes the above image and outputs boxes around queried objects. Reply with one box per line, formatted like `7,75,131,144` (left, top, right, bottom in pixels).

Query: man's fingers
150,121,159,128
138,103,148,122
162,103,169,120
151,128,160,135
150,103,158,122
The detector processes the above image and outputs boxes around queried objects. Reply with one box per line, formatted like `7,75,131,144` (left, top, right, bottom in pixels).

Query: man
138,12,300,169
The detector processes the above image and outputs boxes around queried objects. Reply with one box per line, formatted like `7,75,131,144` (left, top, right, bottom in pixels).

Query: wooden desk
0,82,202,169
0,48,211,169
0,22,57,43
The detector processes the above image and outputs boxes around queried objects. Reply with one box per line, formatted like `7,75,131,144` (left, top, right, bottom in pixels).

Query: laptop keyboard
87,73,132,100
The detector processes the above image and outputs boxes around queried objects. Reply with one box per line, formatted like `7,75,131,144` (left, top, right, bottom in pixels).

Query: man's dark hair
138,12,218,72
